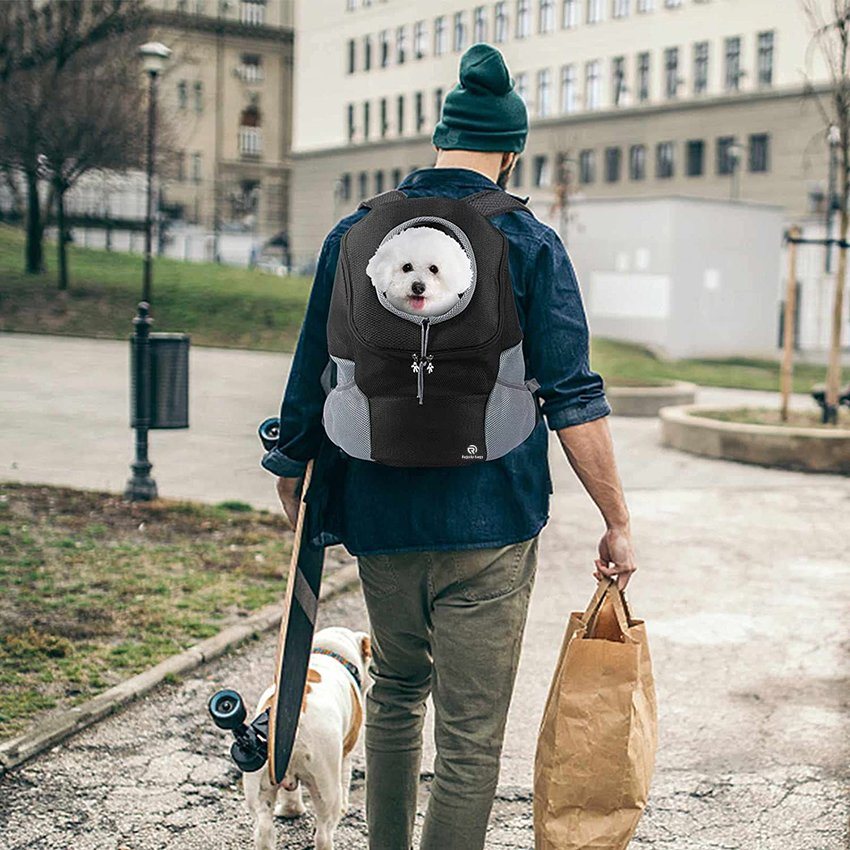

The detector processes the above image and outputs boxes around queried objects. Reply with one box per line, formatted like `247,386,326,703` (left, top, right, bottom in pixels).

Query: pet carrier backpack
323,187,540,468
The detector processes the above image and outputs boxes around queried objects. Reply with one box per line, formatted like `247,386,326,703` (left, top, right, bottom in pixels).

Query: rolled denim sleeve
260,226,347,478
519,226,611,430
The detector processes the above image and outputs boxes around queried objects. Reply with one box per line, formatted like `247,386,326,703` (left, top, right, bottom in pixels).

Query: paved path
1,333,848,849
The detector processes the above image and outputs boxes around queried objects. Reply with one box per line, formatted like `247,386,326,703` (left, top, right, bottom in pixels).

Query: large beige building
148,0,294,239
289,0,835,267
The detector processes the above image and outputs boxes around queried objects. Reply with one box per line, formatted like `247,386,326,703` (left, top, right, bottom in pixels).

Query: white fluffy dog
243,626,372,850
366,226,473,317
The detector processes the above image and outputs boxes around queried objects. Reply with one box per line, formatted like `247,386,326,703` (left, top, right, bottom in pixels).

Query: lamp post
125,41,171,502
825,124,841,273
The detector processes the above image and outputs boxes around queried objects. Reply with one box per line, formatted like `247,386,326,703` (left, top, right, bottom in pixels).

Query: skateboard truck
208,689,269,773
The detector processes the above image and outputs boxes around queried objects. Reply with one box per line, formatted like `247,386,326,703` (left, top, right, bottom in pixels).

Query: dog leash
311,647,363,690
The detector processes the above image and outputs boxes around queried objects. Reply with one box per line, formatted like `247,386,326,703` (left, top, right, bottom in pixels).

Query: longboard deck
266,459,326,785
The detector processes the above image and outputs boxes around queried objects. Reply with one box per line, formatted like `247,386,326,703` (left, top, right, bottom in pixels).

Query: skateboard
208,417,326,784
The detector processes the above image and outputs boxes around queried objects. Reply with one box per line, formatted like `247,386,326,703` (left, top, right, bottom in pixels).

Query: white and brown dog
243,626,373,850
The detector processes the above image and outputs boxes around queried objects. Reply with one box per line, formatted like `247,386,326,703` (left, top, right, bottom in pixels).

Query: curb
0,562,361,777
607,381,697,417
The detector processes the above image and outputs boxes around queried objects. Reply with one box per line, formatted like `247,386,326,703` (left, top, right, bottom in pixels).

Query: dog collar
311,647,362,690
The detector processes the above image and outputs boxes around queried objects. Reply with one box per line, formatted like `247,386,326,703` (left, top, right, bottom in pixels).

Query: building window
512,156,525,187
176,150,185,182
339,173,351,201
375,170,384,194
664,47,679,98
434,87,444,120
562,0,579,28
240,54,263,82
434,16,447,55
474,6,488,41
396,25,407,64
192,81,203,113
415,91,424,131
515,72,529,104
629,144,646,180
414,20,427,59
516,0,531,38
238,125,262,156
533,155,551,186
453,11,467,51
191,152,202,183
757,31,774,87
347,39,356,74
347,104,355,141
716,136,737,174
749,133,770,172
358,171,368,199
585,60,601,110
537,68,552,116
380,98,388,137
656,141,674,178
725,36,741,91
346,0,355,9
612,56,626,106
636,52,650,101
363,35,372,71
612,0,629,18
637,0,653,9
397,94,405,135
561,64,577,112
664,0,681,6
693,41,709,94
240,0,265,25
363,101,370,140
177,80,188,110
539,0,555,32
494,2,509,42
605,146,621,182
587,0,603,23
686,139,704,176
579,149,596,183
379,30,389,67
391,167,402,186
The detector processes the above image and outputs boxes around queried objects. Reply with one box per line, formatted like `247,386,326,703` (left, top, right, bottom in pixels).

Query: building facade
289,0,835,267
148,0,294,241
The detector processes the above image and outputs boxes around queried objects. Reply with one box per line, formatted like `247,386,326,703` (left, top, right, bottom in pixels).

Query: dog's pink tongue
408,296,425,310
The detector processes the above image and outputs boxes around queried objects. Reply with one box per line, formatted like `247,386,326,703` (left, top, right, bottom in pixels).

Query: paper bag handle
580,578,636,643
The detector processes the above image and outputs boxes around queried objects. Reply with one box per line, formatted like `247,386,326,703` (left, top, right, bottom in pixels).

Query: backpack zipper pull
414,319,431,405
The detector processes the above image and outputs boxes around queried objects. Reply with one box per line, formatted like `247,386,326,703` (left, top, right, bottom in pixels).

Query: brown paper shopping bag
533,579,657,850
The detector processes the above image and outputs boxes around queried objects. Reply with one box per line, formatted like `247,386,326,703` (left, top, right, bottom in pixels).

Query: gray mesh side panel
462,190,532,218
484,343,537,460
374,216,478,326
322,356,373,461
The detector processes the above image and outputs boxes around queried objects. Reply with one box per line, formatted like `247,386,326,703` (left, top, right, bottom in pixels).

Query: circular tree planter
660,404,850,474
607,381,697,417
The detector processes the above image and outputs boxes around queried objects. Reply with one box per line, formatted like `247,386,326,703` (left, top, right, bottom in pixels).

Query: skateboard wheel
208,689,246,730
258,417,280,451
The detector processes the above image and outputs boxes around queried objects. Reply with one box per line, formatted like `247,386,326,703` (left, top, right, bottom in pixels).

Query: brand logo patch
461,444,484,461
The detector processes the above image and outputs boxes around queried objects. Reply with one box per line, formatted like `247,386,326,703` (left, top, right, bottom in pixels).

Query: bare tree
0,0,144,275
801,0,850,423
38,35,147,290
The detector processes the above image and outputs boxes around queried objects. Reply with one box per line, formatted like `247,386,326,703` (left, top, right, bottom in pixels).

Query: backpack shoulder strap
357,189,407,210
462,189,532,218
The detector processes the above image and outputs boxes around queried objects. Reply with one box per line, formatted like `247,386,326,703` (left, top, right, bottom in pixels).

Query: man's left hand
594,525,637,590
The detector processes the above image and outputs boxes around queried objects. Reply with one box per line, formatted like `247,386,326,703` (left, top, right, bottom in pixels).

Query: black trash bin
130,332,190,429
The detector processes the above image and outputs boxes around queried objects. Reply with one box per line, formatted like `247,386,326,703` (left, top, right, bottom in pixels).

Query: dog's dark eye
429,265,439,274
402,263,413,273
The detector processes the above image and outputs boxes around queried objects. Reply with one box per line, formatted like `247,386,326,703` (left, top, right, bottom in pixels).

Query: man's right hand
275,475,302,530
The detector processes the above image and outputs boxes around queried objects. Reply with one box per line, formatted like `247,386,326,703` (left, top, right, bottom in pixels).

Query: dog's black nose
411,281,425,295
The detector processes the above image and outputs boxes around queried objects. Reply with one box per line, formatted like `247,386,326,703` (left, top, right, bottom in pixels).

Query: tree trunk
780,227,801,422
56,187,68,291
24,168,44,274
825,205,847,423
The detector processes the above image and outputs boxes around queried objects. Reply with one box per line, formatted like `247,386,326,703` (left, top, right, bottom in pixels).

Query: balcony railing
238,126,263,158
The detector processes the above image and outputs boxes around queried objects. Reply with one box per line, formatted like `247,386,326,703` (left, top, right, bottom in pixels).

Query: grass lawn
0,223,834,394
0,482,292,740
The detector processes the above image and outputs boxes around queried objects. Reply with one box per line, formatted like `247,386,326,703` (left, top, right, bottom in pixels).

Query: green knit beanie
432,43,528,153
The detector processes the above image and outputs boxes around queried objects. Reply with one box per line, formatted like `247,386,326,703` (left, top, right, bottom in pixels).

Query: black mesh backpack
323,187,540,468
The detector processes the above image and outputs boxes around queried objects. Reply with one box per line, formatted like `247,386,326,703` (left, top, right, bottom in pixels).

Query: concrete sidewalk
1,332,848,848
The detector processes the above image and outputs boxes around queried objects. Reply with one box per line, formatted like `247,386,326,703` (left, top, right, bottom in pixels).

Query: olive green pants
356,535,538,850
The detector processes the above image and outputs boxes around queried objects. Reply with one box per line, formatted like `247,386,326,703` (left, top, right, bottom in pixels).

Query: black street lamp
125,41,171,502
825,124,841,274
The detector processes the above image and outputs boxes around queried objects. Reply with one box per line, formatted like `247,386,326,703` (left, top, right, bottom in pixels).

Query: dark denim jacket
261,167,610,555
